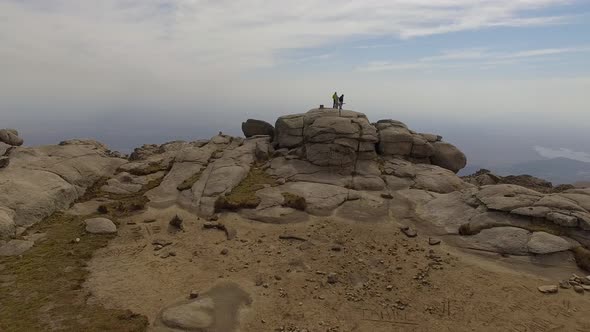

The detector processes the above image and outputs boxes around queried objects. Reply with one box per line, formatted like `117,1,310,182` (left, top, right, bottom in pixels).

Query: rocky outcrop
0,140,125,237
463,169,574,193
275,109,378,167
241,119,274,138
274,109,466,172
0,128,23,146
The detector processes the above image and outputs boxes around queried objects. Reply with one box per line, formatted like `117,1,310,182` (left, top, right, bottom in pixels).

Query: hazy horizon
2,0,590,174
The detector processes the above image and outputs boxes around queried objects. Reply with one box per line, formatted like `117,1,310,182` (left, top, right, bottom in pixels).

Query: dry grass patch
0,169,167,331
215,167,277,212
177,170,203,191
0,212,148,331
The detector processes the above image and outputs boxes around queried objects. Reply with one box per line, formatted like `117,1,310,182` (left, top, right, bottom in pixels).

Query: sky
1,0,590,169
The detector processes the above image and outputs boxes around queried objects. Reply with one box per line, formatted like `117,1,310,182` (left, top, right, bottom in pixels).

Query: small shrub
169,214,184,230
281,192,307,211
97,204,109,214
214,168,276,212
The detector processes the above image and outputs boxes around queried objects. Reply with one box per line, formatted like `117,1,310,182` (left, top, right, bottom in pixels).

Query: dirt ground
84,205,590,332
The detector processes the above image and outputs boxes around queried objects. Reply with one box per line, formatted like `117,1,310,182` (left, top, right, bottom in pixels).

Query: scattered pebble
401,226,417,238
221,248,229,255
189,290,199,299
428,238,441,246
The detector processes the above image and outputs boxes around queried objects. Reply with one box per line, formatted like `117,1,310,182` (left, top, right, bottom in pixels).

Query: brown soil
84,206,590,332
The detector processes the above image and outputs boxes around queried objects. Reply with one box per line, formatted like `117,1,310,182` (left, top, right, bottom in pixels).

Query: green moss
281,192,307,211
177,170,203,191
0,213,148,331
125,161,170,176
0,169,168,331
214,168,277,212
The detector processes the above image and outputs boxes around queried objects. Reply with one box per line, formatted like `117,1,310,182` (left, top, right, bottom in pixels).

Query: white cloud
0,0,576,77
534,146,590,163
357,46,589,71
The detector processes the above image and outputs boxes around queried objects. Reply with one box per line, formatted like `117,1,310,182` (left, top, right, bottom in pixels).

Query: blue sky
1,0,589,167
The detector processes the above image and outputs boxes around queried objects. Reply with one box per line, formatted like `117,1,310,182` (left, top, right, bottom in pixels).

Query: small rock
400,226,417,238
274,275,282,281
169,215,184,230
559,280,572,289
386,285,393,291
152,238,173,247
189,290,199,299
574,285,584,294
381,193,393,199
331,246,342,252
538,285,558,294
75,238,80,243
327,273,338,284
220,248,229,255
428,238,441,246
579,277,590,286
154,244,163,251
84,217,117,234
168,251,176,257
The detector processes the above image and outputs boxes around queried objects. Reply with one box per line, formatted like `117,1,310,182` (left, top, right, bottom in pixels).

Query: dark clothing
338,95,344,110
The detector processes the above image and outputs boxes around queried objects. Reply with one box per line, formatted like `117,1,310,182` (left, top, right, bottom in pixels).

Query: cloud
534,146,590,163
357,46,589,71
0,0,576,77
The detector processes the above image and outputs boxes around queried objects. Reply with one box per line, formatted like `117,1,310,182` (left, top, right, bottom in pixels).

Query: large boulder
0,129,23,146
0,141,125,231
430,142,466,173
241,119,274,138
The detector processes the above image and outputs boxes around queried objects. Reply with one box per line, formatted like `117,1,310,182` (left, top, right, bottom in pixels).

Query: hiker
338,94,344,110
332,92,339,108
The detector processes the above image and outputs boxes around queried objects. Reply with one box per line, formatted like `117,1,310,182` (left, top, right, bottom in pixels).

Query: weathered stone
241,119,274,138
538,285,558,294
527,232,577,254
466,227,531,255
0,129,23,146
0,207,16,240
430,142,466,173
546,212,579,227
85,218,117,234
476,185,543,212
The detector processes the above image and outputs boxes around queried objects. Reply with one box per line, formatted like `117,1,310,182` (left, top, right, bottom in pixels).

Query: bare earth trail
85,206,590,332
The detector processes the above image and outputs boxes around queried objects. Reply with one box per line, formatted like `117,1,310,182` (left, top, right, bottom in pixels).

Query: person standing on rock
338,94,344,110
332,92,339,109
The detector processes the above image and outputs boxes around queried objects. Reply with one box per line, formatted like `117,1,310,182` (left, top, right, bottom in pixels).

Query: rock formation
0,128,23,147
1,107,589,274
